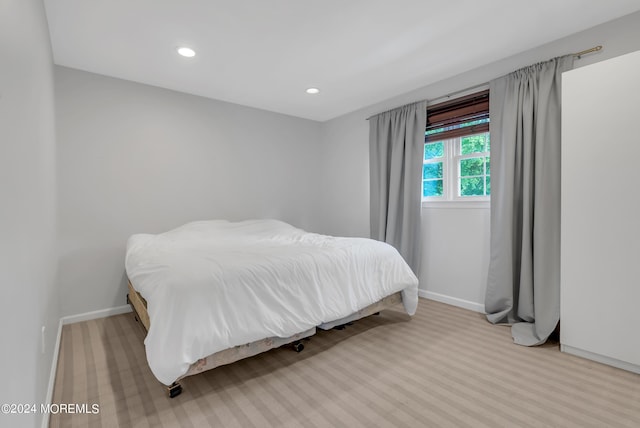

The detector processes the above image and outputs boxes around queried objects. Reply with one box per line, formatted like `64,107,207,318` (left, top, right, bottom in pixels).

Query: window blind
426,89,489,141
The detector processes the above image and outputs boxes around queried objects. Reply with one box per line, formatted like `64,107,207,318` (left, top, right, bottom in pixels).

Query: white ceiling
44,0,640,122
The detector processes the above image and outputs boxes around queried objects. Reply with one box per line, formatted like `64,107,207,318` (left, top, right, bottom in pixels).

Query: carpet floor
50,298,640,427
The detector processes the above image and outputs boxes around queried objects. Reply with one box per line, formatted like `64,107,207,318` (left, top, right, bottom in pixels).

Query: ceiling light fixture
177,47,196,58
306,87,320,94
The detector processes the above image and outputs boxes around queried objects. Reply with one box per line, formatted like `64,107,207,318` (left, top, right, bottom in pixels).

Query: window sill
422,200,490,210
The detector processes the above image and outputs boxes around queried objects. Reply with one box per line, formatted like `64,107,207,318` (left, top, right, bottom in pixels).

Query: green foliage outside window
423,179,443,197
423,142,444,197
424,142,444,160
461,133,490,155
460,158,484,176
423,162,442,179
459,134,490,197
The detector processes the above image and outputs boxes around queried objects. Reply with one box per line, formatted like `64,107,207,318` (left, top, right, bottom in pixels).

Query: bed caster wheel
167,382,182,398
292,341,304,353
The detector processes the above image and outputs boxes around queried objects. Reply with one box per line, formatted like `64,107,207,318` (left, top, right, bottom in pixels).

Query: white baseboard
41,318,63,428
42,304,133,428
561,344,640,375
61,304,132,325
419,290,485,313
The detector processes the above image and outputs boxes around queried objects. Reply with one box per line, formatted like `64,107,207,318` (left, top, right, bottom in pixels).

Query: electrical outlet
41,326,46,354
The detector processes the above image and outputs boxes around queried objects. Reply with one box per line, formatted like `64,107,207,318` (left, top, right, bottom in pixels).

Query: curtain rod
573,45,602,58
366,45,603,120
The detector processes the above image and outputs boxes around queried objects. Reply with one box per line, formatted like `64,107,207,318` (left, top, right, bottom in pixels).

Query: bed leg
126,294,139,322
291,340,304,353
167,382,182,398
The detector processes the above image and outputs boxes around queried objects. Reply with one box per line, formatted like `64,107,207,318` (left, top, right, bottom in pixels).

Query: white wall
0,1,59,427
317,11,640,309
316,114,370,238
55,67,323,317
420,207,490,310
561,50,640,372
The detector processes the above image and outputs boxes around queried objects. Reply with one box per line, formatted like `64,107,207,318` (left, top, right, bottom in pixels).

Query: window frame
452,133,490,201
422,133,491,205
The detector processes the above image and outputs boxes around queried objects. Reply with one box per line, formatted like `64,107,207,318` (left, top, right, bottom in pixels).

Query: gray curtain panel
485,56,574,346
369,100,427,275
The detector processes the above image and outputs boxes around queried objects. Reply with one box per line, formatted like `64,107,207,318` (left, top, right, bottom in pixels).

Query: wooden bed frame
126,280,403,397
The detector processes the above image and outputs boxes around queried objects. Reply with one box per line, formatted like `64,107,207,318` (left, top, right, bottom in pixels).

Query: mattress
125,219,419,385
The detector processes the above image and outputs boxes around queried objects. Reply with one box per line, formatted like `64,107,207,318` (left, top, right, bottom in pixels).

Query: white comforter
125,219,419,385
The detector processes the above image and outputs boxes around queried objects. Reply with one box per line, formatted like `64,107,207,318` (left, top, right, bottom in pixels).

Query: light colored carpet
50,298,640,427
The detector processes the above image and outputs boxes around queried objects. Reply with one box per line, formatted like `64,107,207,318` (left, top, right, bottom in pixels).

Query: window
422,89,490,202
423,133,490,199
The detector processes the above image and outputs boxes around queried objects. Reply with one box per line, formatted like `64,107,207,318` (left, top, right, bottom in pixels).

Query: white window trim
422,200,490,209
422,134,490,206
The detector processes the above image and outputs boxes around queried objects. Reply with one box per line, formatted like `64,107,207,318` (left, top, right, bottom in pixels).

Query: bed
125,219,419,397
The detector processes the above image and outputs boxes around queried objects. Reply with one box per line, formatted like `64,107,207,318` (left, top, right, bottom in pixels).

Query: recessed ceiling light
306,87,320,94
177,47,196,58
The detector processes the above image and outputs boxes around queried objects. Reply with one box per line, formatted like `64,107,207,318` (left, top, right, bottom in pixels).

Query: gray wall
0,1,59,427
317,11,640,310
55,67,323,316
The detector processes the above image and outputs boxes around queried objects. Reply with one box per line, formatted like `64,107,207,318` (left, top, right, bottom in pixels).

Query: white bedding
125,219,419,385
